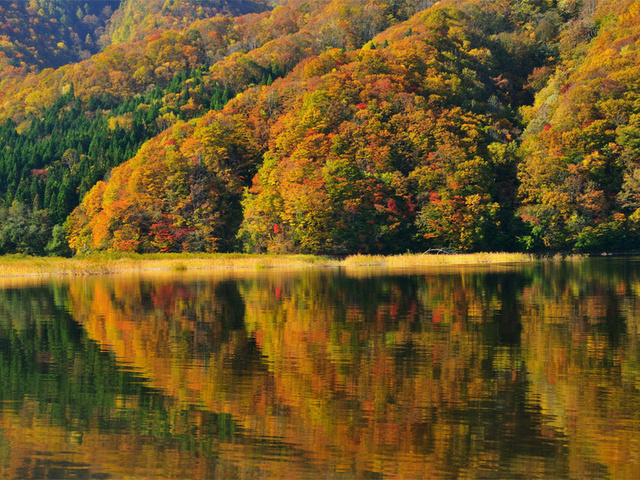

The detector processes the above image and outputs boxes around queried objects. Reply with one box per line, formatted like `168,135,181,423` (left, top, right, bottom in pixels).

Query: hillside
0,0,119,72
518,0,640,251
1,0,639,255
106,0,271,45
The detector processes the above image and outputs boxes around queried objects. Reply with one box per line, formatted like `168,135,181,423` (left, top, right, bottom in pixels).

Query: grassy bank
0,251,573,277
0,253,335,277
340,252,543,266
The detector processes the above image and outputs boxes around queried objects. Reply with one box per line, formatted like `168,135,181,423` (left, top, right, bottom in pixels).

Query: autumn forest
1,0,639,256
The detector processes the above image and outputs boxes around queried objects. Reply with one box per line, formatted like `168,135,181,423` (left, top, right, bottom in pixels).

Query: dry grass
0,253,336,277
0,251,584,278
341,252,541,267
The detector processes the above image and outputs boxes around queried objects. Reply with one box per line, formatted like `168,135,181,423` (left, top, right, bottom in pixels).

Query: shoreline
0,252,587,278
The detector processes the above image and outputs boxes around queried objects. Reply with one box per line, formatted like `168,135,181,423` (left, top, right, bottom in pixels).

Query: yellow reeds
0,252,585,278
340,252,541,266
0,253,335,277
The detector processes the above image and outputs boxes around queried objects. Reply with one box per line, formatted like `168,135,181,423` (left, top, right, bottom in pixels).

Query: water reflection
0,259,639,478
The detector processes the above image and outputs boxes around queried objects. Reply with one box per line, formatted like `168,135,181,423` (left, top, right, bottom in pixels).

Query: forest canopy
2,0,640,256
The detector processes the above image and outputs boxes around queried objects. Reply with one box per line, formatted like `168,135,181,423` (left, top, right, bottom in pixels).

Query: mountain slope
0,0,119,72
518,0,640,250
106,0,271,45
3,0,640,255
0,0,433,232
65,1,556,254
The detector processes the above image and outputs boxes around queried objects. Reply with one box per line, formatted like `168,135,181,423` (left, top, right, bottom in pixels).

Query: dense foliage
0,0,118,71
518,0,640,251
2,0,640,255
106,0,271,45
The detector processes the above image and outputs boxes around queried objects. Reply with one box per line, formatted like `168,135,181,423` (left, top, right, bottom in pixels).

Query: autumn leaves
14,0,640,256
67,7,521,255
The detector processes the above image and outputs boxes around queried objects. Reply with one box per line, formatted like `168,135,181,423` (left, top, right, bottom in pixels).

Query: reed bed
341,252,540,267
0,253,336,277
0,251,584,277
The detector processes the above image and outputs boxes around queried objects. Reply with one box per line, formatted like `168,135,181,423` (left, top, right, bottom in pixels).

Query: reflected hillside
239,269,561,477
3,260,640,478
0,283,241,479
520,259,640,479
65,268,568,478
66,275,269,411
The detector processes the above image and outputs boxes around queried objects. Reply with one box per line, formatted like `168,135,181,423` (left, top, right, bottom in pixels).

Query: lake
1,257,640,479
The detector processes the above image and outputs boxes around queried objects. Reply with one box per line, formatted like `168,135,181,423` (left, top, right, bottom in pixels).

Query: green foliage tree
0,201,53,255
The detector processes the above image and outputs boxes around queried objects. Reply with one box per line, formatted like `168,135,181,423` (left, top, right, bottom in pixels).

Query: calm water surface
1,258,640,479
